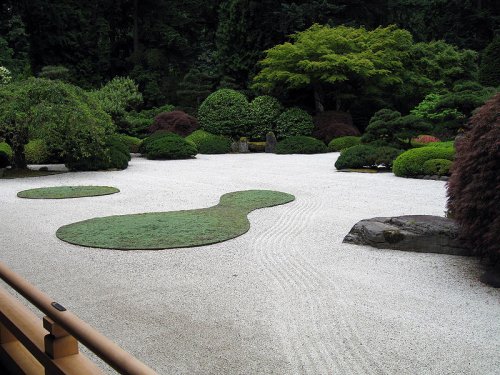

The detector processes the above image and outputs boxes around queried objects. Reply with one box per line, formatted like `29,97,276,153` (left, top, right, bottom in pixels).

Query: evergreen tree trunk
12,144,27,169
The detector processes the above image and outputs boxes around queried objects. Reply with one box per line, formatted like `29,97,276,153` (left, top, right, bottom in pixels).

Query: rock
39,166,49,171
343,215,471,256
480,264,500,288
238,137,249,153
265,132,277,153
439,176,449,181
312,111,361,144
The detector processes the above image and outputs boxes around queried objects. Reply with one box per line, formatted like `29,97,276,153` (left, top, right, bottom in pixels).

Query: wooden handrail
0,261,157,375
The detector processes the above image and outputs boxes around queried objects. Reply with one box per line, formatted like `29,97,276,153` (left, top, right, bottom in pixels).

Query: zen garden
0,1,498,374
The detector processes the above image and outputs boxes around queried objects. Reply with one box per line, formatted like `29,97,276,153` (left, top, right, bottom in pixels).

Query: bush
249,95,282,140
0,142,12,159
142,132,197,160
25,139,51,164
92,77,143,120
198,89,252,138
424,141,455,148
422,159,453,176
0,150,9,168
312,111,360,144
67,134,131,171
392,146,455,177
148,110,198,137
479,37,500,87
275,108,314,139
328,136,361,151
334,145,377,170
38,65,71,81
411,134,440,145
373,147,403,168
124,104,175,137
185,129,212,147
119,134,142,153
197,135,232,154
447,93,500,260
276,136,327,154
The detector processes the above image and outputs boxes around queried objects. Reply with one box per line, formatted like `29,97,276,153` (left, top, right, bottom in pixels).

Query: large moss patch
56,190,295,250
18,186,119,199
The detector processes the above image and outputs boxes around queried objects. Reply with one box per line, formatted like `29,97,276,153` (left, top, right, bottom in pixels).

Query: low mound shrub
119,134,142,153
374,147,403,168
0,142,12,159
275,108,314,139
0,150,9,168
392,146,455,177
276,136,327,154
185,129,212,147
67,135,130,171
328,136,361,152
143,132,197,160
197,135,232,154
424,141,454,148
148,110,198,137
334,145,376,170
25,139,51,164
422,159,453,176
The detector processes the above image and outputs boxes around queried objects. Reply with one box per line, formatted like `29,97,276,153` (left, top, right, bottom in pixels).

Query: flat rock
343,215,471,256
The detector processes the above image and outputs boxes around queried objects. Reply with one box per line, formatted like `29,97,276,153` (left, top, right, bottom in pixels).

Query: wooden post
43,317,78,360
0,322,16,344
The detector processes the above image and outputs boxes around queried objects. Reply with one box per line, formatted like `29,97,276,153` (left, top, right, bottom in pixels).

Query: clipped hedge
335,145,377,169
328,136,361,151
276,136,327,154
0,142,12,159
275,108,314,139
422,159,453,176
185,129,212,147
197,135,232,154
143,132,197,160
119,134,142,153
393,146,455,177
198,89,251,138
25,139,51,164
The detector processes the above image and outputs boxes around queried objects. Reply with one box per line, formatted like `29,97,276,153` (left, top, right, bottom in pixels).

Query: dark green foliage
275,108,314,140
142,132,197,160
0,142,12,158
185,130,213,148
24,139,51,164
119,135,142,153
176,68,216,109
124,104,176,137
373,147,403,168
479,37,500,87
198,89,251,138
249,96,282,141
197,135,232,154
393,146,455,177
0,150,9,168
38,65,71,81
334,145,377,170
362,109,432,148
328,136,361,152
276,136,327,154
447,93,500,260
422,159,453,176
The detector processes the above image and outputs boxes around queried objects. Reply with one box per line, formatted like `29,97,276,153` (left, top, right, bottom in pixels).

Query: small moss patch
1,169,65,179
18,186,120,199
56,190,295,250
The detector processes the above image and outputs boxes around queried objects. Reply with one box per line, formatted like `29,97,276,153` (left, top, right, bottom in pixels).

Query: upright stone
265,132,277,153
238,137,249,153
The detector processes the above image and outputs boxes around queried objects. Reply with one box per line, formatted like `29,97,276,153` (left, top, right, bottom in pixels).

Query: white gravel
1,153,499,375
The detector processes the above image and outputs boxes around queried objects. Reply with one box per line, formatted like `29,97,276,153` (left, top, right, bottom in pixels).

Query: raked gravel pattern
0,153,499,374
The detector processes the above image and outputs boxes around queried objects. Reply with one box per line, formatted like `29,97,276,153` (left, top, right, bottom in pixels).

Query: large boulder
312,111,360,144
343,215,471,256
148,110,198,137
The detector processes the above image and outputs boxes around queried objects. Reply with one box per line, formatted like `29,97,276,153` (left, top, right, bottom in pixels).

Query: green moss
17,186,119,199
56,190,295,250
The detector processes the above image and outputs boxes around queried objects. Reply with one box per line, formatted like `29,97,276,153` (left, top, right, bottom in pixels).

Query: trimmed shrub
312,111,360,144
374,147,403,168
67,135,130,171
197,135,232,154
119,134,142,153
148,110,198,137
275,108,314,139
0,142,12,159
185,129,212,147
393,146,455,177
198,89,251,138
276,136,327,154
447,93,500,261
143,132,197,160
334,145,377,170
328,136,361,152
249,95,282,140
422,159,453,176
0,150,9,168
25,139,51,164
423,141,454,148
124,104,175,137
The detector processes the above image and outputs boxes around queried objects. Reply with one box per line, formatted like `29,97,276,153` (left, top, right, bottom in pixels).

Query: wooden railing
0,261,157,375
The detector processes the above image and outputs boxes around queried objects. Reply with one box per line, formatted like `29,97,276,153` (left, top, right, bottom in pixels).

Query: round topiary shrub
275,136,327,154
25,139,51,164
185,129,212,148
447,93,500,262
334,145,377,170
422,158,453,176
119,134,143,153
0,142,13,159
392,146,455,177
148,110,198,137
198,89,251,138
197,135,232,154
143,132,197,160
275,108,314,139
0,150,9,168
328,136,361,152
249,95,282,140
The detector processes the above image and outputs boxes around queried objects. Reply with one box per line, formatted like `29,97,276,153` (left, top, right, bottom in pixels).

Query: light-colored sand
1,153,499,374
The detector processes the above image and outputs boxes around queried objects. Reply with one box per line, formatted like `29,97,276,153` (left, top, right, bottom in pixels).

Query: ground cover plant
17,186,119,199
56,190,295,250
